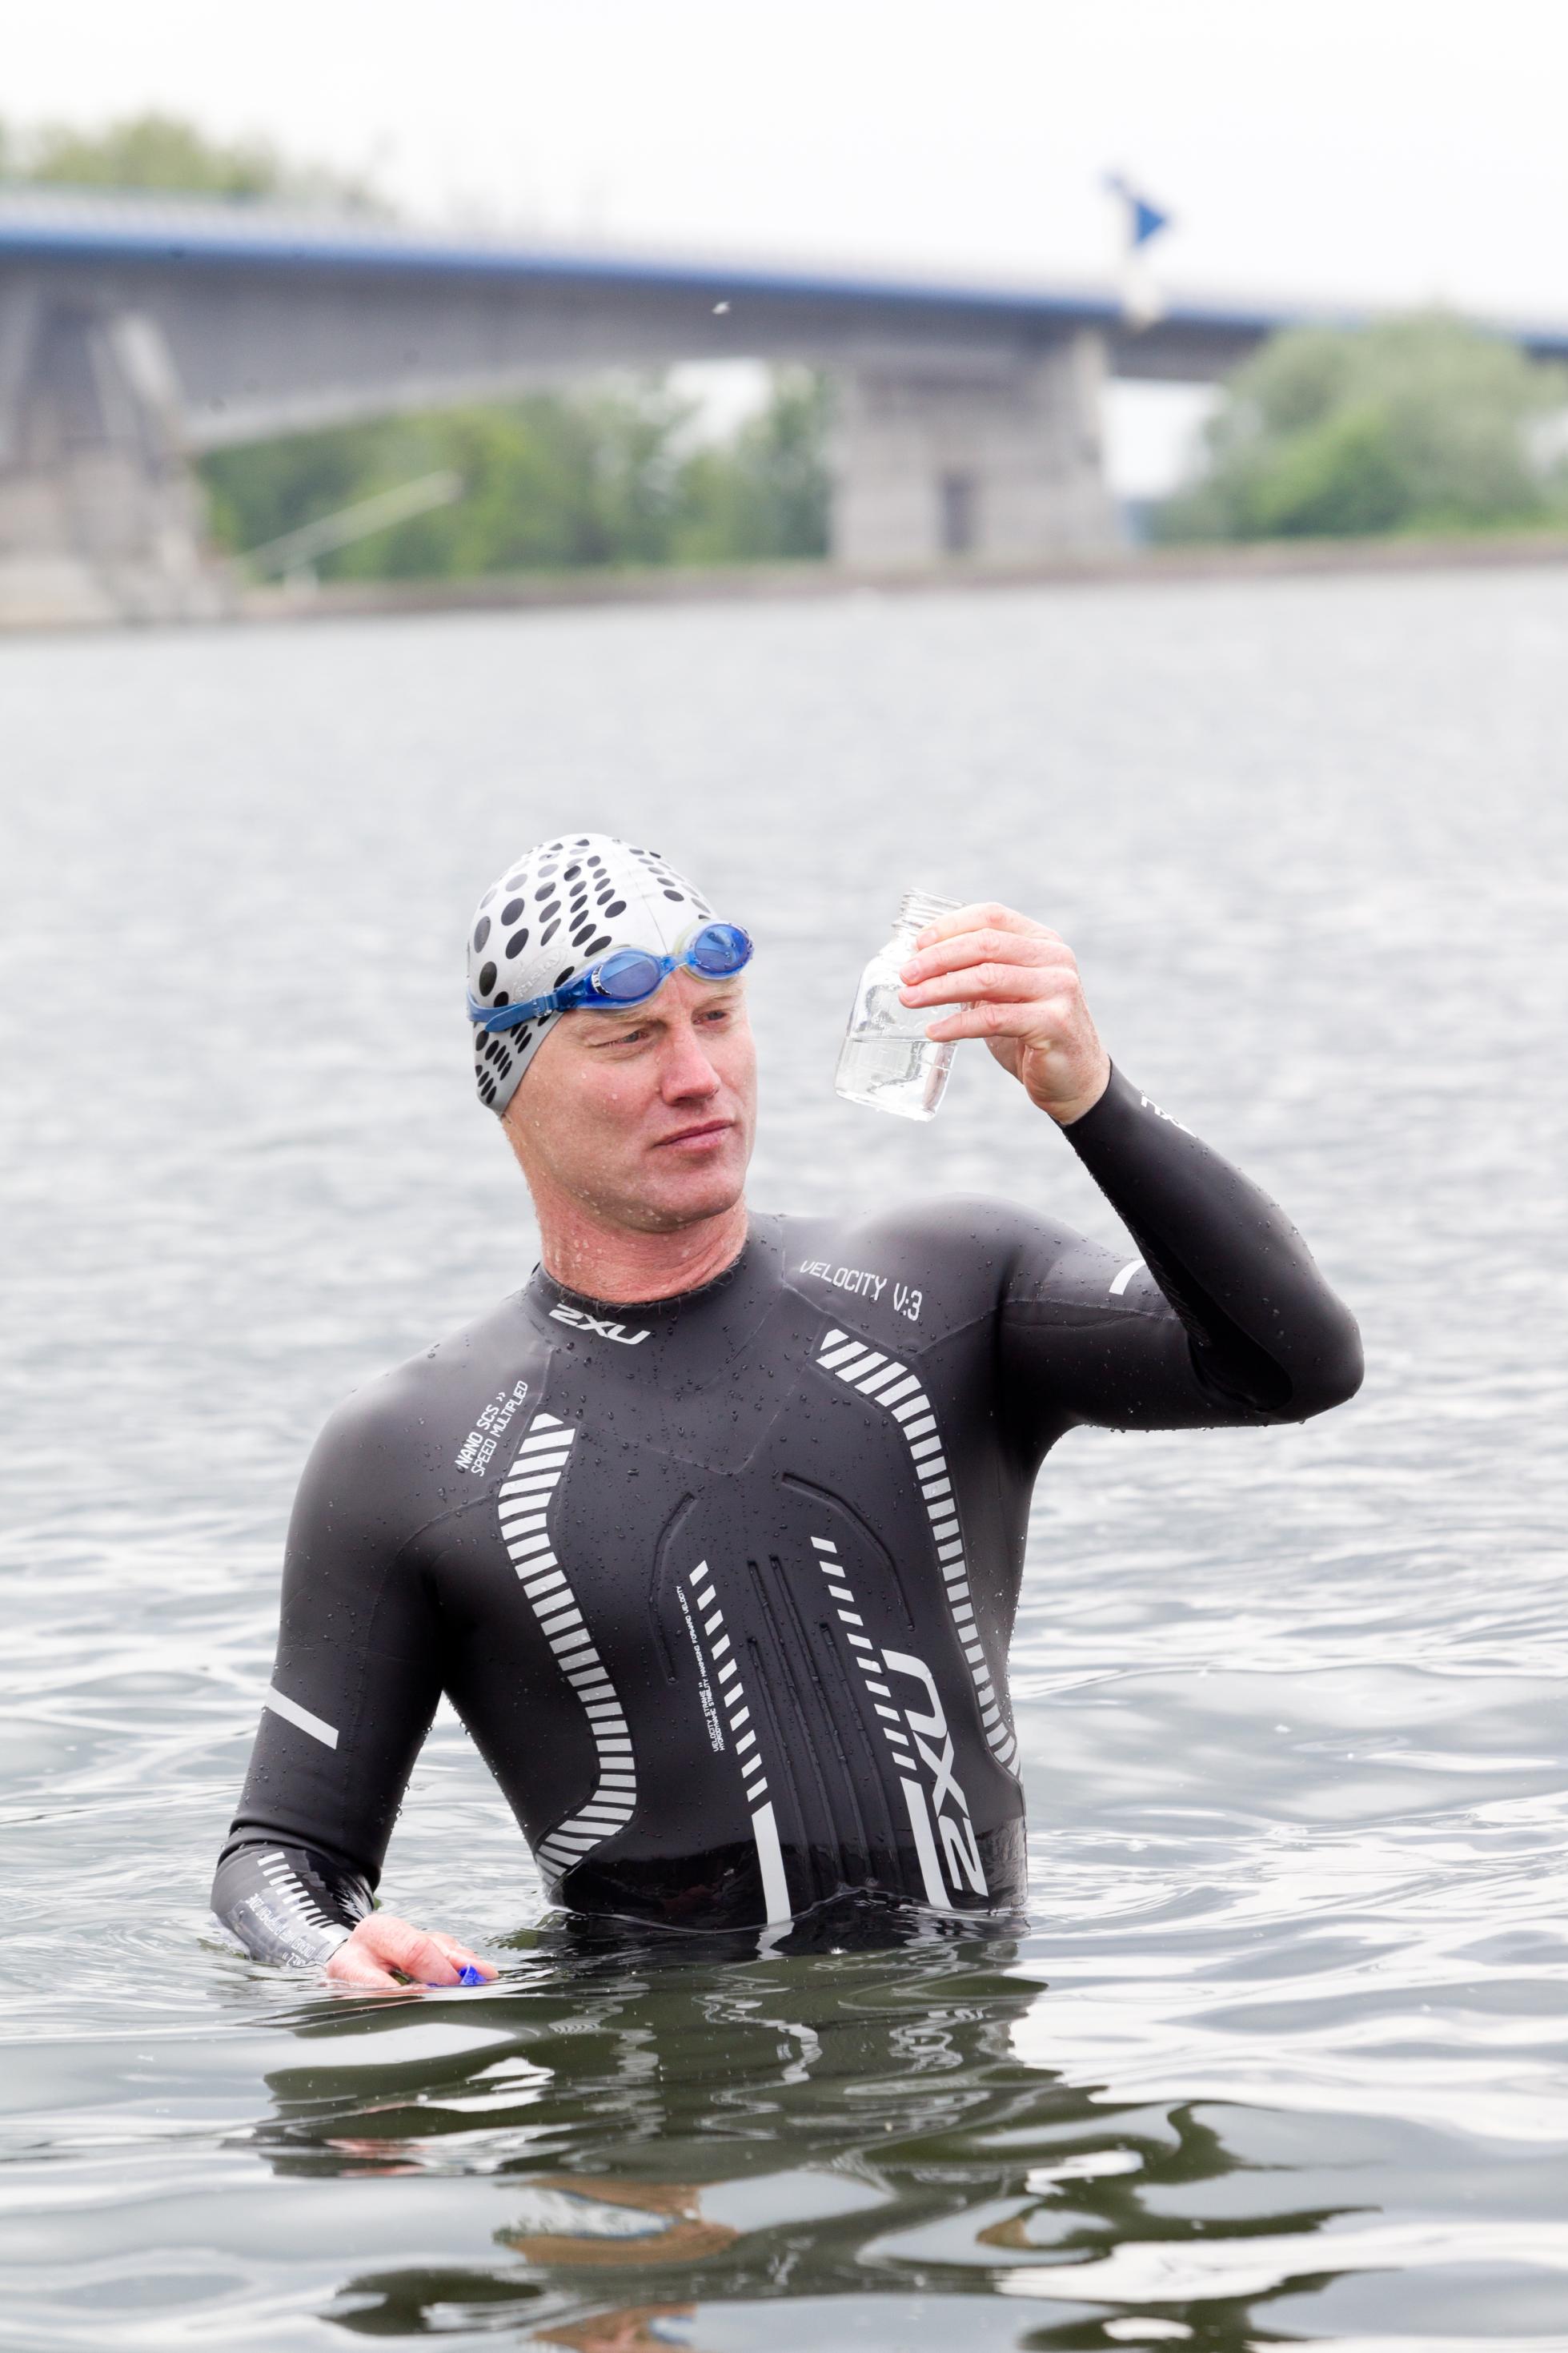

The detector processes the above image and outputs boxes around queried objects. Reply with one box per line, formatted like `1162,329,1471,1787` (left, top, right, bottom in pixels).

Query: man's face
502,969,756,1235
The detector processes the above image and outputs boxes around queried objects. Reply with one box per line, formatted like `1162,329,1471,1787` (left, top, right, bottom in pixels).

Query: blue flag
1131,195,1170,248
1105,175,1173,251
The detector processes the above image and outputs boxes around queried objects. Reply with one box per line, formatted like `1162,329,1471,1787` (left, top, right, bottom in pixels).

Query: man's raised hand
324,1913,497,1992
897,901,1111,1125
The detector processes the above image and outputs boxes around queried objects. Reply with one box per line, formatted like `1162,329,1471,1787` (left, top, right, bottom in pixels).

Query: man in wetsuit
213,833,1361,1989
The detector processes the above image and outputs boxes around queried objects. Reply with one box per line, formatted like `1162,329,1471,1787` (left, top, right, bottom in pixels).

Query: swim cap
466,833,717,1114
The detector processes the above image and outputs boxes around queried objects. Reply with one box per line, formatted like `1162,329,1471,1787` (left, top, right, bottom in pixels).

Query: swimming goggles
468,921,752,1034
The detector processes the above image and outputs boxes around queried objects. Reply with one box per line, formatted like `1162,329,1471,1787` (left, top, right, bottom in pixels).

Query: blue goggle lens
593,949,668,1003
687,922,751,977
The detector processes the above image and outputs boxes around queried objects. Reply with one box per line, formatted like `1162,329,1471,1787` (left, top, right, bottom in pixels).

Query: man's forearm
1063,1065,1363,1419
211,1837,371,1967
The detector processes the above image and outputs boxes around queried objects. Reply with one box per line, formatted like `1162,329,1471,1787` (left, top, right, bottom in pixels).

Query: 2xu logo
549,1304,650,1346
883,1648,986,1901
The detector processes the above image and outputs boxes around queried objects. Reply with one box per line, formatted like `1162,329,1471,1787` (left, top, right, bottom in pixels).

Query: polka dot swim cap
466,833,717,1115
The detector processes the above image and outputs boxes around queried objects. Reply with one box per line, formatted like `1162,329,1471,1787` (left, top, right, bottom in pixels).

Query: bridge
6,187,1568,622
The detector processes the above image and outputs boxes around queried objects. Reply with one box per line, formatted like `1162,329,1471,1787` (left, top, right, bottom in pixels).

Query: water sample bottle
835,889,963,1121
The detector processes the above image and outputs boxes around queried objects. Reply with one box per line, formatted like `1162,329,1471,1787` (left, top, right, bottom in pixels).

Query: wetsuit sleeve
211,1389,446,1966
1000,1064,1362,1442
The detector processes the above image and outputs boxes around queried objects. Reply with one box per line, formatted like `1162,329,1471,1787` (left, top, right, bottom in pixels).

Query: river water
2,567,1565,2351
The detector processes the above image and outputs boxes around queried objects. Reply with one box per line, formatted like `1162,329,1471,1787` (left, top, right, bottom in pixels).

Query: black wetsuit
212,1069,1361,1962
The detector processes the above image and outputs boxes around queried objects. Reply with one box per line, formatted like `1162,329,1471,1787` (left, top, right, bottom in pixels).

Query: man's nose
660,1020,722,1102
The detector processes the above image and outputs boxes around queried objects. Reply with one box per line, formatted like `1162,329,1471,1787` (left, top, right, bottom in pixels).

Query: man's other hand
898,901,1112,1125
325,1913,498,1991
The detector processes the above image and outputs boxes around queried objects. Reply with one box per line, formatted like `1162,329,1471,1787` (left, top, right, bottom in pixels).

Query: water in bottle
835,889,962,1121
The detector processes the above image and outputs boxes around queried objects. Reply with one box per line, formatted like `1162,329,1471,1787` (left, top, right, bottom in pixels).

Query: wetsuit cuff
1057,1062,1144,1154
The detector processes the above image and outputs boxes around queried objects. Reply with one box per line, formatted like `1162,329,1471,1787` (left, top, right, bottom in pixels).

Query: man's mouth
655,1118,735,1150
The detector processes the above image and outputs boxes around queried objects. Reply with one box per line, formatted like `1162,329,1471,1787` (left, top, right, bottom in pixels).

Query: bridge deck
6,187,1567,379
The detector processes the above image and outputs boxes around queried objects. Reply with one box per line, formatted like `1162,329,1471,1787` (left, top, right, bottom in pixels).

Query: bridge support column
0,285,228,626
829,331,1117,569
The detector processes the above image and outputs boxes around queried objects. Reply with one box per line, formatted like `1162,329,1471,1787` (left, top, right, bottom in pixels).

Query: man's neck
537,1198,750,1306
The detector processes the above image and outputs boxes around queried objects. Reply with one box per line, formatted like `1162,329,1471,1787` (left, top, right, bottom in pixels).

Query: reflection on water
257,1915,1352,2351
2,568,1567,2348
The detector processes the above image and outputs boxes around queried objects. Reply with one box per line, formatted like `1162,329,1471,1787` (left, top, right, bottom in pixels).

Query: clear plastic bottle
835,888,963,1121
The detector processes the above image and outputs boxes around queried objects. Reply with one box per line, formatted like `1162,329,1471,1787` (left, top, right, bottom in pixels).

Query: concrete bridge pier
829,330,1117,568
0,285,227,626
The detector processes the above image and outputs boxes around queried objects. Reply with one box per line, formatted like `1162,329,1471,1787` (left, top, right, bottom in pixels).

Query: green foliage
0,109,383,210
671,372,833,564
1157,311,1568,542
201,371,833,579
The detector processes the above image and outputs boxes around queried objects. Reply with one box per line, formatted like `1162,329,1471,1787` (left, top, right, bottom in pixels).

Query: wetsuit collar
525,1218,784,1361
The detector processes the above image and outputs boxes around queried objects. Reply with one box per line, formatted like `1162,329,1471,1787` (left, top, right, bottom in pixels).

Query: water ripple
2,571,1566,2347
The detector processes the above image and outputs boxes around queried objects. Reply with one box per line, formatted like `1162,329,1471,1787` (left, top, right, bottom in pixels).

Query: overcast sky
7,1,1566,489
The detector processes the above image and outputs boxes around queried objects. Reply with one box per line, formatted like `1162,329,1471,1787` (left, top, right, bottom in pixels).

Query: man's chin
649,1182,747,1233
630,1153,748,1232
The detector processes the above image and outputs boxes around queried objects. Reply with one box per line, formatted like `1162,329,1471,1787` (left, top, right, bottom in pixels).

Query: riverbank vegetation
200,373,832,576
1157,313,1568,543
0,109,381,209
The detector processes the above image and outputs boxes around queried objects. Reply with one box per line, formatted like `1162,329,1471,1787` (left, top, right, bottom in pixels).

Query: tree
673,371,832,562
1157,311,1568,542
0,110,382,210
202,372,833,579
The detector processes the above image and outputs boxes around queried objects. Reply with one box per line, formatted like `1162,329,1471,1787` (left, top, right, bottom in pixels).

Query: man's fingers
900,960,1067,1009
325,1914,495,1991
349,1914,463,1985
427,1933,497,1982
371,1918,465,1986
900,928,1066,985
924,996,1082,1043
324,1943,405,1992
912,901,1057,950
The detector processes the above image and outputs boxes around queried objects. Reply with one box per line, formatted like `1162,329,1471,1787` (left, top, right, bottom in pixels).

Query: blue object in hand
457,1964,485,1986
